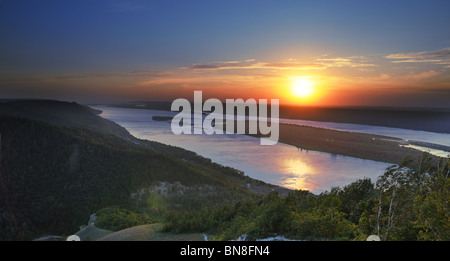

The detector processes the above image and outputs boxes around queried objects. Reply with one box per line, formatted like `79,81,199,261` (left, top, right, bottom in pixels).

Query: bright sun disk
292,78,315,98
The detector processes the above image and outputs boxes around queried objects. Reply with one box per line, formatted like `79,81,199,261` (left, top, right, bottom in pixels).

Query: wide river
93,106,449,194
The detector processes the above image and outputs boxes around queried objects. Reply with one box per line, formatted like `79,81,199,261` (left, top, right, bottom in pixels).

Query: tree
375,165,410,240
0,133,22,240
340,178,375,224
320,187,342,218
414,158,449,240
375,154,448,241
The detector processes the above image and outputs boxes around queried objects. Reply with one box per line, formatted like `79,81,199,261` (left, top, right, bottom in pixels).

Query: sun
292,77,315,98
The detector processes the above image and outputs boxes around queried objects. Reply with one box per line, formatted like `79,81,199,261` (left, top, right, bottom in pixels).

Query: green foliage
291,210,355,240
94,206,153,231
163,154,449,241
414,173,449,240
163,190,357,241
373,154,449,241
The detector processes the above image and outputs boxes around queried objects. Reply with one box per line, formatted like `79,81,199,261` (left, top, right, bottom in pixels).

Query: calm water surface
95,106,437,194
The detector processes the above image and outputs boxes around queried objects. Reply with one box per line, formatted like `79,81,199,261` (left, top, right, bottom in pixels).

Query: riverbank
269,123,440,165
216,117,442,164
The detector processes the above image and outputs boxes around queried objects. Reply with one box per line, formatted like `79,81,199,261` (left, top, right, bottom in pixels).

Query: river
93,106,448,194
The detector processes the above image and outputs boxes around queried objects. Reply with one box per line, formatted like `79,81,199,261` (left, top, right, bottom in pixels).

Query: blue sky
1,0,449,106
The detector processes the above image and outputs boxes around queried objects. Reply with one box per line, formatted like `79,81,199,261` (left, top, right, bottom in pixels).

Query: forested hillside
164,154,449,241
0,100,279,240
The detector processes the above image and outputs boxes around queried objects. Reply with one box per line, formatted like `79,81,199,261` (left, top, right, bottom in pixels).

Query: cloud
399,70,440,81
386,47,450,59
386,47,450,65
316,56,376,69
185,63,256,70
262,62,327,70
370,70,440,83
181,56,374,71
180,59,260,70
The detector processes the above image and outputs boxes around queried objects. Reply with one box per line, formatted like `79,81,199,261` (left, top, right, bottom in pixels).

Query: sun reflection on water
94,105,393,194
277,157,318,191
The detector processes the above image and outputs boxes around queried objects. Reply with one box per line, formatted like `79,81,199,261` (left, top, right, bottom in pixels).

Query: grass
98,223,205,241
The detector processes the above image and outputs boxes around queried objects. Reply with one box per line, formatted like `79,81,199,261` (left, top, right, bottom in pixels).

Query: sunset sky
1,0,449,107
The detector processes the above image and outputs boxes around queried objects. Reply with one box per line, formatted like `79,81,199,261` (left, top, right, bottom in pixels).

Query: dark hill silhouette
0,100,286,240
0,99,133,139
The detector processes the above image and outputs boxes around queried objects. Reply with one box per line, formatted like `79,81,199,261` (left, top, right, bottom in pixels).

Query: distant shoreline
102,102,450,134
100,103,447,164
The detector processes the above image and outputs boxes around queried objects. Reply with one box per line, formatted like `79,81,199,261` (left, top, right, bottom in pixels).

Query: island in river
106,102,449,165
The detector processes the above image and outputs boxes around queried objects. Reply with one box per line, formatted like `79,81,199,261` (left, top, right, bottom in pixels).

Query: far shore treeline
109,101,450,134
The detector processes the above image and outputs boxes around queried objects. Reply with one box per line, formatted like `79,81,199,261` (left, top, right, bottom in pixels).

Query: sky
0,0,449,108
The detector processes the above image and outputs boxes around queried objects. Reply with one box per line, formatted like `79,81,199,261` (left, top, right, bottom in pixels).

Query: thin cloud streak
182,56,376,71
386,47,450,65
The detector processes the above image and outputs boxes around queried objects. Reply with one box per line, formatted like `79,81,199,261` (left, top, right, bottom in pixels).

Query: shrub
94,206,153,231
